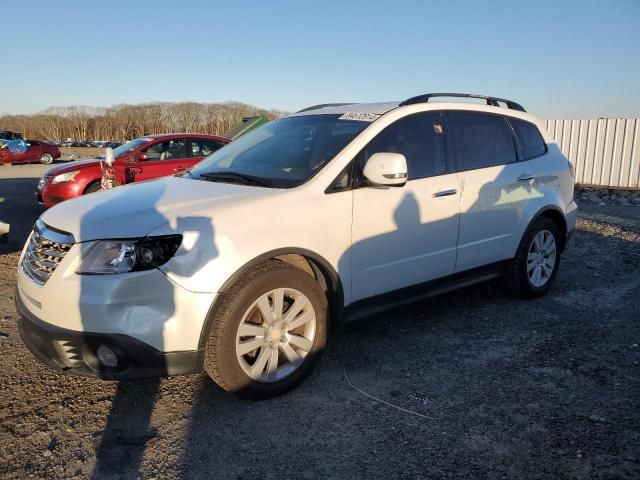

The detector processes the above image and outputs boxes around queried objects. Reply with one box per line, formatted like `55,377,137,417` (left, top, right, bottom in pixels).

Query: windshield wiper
198,171,272,187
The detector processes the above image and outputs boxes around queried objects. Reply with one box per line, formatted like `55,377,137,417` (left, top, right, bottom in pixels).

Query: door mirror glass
363,152,408,186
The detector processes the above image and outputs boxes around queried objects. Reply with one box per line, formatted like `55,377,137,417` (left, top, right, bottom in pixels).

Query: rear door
186,138,227,169
124,138,188,182
26,141,42,162
446,111,526,272
350,112,461,301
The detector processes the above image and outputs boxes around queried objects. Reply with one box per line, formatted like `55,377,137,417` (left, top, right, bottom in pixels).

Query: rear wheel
39,153,53,165
203,260,328,399
504,217,561,298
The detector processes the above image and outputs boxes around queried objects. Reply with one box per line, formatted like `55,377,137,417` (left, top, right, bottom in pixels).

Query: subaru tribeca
16,93,577,399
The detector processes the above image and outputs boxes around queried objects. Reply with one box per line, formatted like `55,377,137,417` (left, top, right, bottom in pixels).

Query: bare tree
0,101,286,142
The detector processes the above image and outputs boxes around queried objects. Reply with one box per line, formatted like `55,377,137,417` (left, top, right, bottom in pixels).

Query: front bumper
37,180,78,208
16,291,204,379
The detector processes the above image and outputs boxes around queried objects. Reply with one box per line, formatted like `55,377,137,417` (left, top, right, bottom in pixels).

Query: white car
16,93,577,398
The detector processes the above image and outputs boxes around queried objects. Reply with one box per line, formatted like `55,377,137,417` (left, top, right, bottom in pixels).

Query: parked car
0,139,61,165
0,130,23,143
36,133,229,207
16,93,577,399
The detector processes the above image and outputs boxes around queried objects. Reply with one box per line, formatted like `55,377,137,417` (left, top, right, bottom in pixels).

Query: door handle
517,174,535,182
432,189,457,197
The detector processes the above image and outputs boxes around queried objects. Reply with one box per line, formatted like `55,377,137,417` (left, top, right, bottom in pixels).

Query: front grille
37,174,52,191
21,220,74,284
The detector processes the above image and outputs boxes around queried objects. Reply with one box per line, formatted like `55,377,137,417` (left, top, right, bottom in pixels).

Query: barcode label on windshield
338,112,380,122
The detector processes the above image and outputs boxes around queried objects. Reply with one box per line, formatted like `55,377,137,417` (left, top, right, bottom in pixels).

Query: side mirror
363,152,408,187
136,152,149,161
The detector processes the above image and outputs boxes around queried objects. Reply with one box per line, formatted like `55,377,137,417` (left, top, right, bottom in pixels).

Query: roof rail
296,103,355,113
399,93,526,112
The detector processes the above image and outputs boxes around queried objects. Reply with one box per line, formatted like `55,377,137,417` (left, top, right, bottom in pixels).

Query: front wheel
84,180,120,194
203,260,328,399
504,217,561,298
39,153,53,165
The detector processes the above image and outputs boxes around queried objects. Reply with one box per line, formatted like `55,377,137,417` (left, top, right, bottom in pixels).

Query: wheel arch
83,179,102,194
527,205,568,252
197,248,344,350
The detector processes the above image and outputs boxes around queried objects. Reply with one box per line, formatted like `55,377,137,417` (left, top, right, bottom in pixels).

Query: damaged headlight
77,235,182,274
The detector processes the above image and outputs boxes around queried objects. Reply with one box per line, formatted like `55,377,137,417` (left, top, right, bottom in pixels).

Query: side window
360,112,446,180
142,139,186,161
449,112,517,171
191,139,225,158
510,119,547,160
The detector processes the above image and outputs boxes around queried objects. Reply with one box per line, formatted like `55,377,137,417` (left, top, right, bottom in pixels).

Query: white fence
545,118,639,189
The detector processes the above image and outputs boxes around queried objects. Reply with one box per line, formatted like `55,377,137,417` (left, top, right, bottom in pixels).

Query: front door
124,138,188,183
350,112,461,302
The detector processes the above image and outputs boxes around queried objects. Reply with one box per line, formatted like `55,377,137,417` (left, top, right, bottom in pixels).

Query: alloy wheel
527,229,557,287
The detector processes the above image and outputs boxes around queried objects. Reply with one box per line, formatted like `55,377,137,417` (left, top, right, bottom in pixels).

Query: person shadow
74,180,217,478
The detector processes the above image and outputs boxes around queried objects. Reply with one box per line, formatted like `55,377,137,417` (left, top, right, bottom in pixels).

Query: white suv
17,93,577,398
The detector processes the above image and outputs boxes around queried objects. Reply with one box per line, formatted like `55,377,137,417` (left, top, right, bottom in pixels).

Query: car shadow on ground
0,178,45,255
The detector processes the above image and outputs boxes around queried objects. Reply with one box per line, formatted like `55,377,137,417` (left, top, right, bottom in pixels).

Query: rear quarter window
510,119,547,160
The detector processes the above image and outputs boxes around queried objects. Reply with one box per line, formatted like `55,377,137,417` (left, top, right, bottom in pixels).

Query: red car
37,133,229,207
0,139,61,165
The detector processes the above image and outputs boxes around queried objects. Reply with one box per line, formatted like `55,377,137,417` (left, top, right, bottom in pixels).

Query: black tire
84,180,120,194
84,182,102,194
503,217,561,298
203,259,328,399
39,153,53,165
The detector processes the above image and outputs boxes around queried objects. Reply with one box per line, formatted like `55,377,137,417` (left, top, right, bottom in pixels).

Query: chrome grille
22,220,74,284
37,174,52,191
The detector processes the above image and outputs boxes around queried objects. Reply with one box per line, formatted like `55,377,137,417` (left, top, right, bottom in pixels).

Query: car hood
40,176,278,242
45,158,101,175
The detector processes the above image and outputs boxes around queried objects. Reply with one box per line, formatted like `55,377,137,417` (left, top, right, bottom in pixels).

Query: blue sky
2,0,639,118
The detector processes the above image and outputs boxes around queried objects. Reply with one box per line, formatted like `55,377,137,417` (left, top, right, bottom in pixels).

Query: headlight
51,170,80,184
77,235,182,274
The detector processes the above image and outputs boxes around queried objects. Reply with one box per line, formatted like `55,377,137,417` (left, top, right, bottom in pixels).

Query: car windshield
189,115,370,188
112,137,153,158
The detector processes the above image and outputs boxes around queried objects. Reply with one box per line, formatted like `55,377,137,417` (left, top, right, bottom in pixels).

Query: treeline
0,101,286,142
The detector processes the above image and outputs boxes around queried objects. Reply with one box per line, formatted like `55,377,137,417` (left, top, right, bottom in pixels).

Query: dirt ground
59,147,105,161
0,173,639,479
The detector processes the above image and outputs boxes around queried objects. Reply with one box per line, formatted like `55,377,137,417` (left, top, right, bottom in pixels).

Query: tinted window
142,139,186,161
510,119,546,160
360,112,446,180
191,139,225,157
449,112,517,171
113,137,153,158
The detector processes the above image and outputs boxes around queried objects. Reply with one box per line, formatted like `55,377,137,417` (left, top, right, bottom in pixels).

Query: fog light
97,345,118,368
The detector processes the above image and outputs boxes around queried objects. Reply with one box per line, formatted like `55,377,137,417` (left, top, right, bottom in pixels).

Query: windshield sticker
338,112,380,122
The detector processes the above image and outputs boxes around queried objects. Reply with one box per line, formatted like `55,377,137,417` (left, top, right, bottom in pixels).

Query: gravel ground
1,177,639,479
